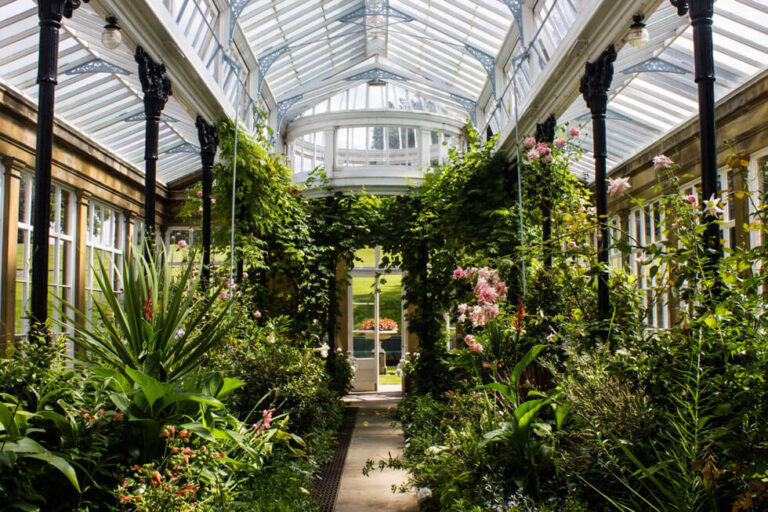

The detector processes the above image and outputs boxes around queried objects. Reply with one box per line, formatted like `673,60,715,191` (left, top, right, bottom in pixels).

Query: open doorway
348,247,405,392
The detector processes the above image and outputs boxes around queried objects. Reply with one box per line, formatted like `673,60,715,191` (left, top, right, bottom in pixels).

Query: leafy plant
0,394,80,508
64,244,234,382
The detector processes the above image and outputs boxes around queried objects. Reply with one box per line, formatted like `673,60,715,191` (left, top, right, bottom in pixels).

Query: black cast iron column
671,0,721,263
195,116,217,288
536,115,556,268
135,47,172,248
30,0,87,332
580,45,616,328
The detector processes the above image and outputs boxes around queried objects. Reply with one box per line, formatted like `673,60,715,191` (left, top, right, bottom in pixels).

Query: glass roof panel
0,0,202,185
558,0,768,183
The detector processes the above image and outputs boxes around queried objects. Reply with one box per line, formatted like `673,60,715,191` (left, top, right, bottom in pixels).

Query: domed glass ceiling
0,0,765,187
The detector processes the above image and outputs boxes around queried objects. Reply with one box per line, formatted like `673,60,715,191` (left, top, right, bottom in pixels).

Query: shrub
205,312,344,438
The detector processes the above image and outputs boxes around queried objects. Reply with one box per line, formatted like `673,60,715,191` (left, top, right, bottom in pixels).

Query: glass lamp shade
628,26,650,48
628,15,649,48
102,18,122,50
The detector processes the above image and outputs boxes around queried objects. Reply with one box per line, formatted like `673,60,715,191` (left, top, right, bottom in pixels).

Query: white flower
266,333,275,344
607,176,631,198
703,194,724,217
316,343,330,359
175,328,185,339
417,488,433,502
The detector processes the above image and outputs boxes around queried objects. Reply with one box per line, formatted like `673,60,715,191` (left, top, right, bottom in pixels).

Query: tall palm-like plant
64,244,234,382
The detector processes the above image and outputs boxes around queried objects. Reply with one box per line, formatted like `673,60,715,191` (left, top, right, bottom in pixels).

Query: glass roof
559,0,768,181
0,0,765,189
241,0,514,127
294,82,467,122
0,0,207,184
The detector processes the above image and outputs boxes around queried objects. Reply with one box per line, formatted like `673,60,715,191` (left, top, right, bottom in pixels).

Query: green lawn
351,273,402,329
380,367,401,385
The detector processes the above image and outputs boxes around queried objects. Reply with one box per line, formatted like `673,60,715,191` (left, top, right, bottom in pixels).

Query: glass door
350,275,378,391
349,247,405,392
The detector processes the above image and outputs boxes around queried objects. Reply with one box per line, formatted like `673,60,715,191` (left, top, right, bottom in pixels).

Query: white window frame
86,200,125,322
15,174,76,336
718,166,737,251
629,200,668,329
747,148,768,252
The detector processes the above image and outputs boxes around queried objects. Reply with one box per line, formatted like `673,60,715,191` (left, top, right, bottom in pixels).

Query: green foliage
0,394,80,505
0,335,131,511
204,308,344,438
64,245,234,383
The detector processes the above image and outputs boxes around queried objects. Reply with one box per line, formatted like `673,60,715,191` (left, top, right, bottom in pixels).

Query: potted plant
358,318,398,340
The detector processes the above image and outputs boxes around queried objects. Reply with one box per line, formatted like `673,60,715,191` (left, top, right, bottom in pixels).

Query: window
15,175,76,335
718,168,737,251
336,126,418,168
608,215,623,270
748,153,768,250
429,130,453,166
291,131,326,174
295,83,462,120
86,201,125,321
629,201,667,329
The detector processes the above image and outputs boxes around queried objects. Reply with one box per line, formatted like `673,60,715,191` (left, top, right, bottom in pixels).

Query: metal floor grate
311,407,358,512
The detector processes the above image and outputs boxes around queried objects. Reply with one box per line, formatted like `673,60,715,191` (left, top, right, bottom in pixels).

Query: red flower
152,471,162,485
143,291,153,321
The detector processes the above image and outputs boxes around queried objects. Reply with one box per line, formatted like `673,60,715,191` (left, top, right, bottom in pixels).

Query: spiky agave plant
63,243,235,382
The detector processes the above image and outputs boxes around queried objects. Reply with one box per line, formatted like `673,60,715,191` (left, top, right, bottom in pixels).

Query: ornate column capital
671,1,714,20
670,0,688,16
579,46,616,116
195,116,218,166
671,0,714,18
135,46,172,116
38,0,87,21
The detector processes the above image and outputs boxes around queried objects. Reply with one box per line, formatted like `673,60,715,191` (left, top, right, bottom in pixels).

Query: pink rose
210,198,216,204
452,267,466,280
220,291,229,300
469,343,483,353
569,126,581,137
524,137,536,148
607,177,631,198
526,150,540,161
196,189,203,198
535,142,551,155
554,138,566,148
653,154,673,170
464,334,476,345
253,310,262,318
177,240,187,248
685,194,698,206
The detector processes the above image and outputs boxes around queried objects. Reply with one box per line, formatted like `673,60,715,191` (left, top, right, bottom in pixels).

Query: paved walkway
335,388,418,512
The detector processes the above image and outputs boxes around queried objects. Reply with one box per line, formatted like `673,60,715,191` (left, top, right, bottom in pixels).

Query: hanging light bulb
628,14,650,48
102,16,122,50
